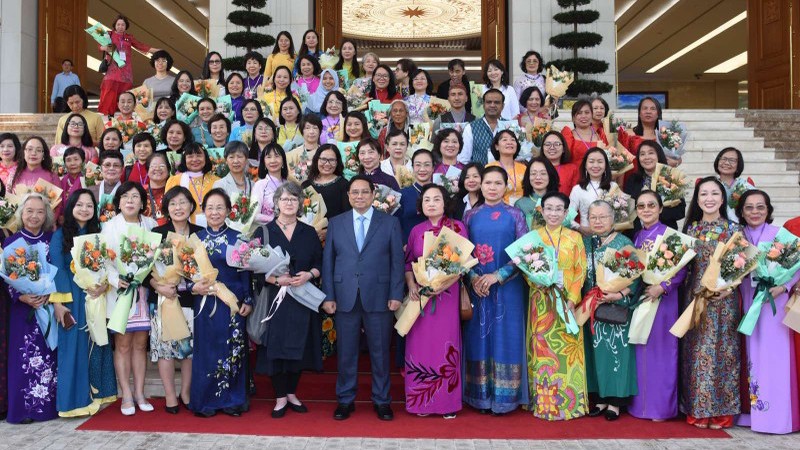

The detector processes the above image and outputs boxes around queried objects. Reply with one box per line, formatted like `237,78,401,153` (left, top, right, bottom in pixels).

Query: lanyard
189,174,205,205
544,226,563,260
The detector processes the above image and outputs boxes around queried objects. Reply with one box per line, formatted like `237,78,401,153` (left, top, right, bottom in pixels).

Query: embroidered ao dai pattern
582,233,639,401
404,94,430,125
737,224,800,434
4,231,57,424
463,203,528,413
190,227,252,416
527,227,589,421
681,219,742,420
403,218,467,415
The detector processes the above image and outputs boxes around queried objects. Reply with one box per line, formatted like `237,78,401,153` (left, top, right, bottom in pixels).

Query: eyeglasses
319,157,337,166
542,142,563,149
68,122,85,128
209,60,221,64
149,164,167,170
636,202,658,211
588,215,611,222
168,200,191,208
24,147,43,154
326,99,343,106
530,171,548,179
413,162,433,169
543,207,565,213
743,204,768,212
719,157,738,165
278,197,299,203
374,73,389,80
121,193,141,201
242,107,259,113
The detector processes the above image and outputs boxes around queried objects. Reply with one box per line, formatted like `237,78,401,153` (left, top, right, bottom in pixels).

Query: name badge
119,50,127,62
556,270,564,289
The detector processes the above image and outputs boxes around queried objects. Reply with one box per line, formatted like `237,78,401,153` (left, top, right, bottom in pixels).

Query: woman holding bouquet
51,113,98,163
50,189,117,417
165,143,220,225
319,91,347,144
463,166,529,414
213,141,253,197
253,182,322,418
515,156,560,230
735,190,800,434
623,140,686,232
396,149,435,244
149,186,202,414
569,148,617,235
230,99,264,144
714,147,754,223
561,100,608,167
525,191,588,420
102,182,158,415
630,190,687,421
168,71,197,105
486,130,526,204
143,152,170,226
253,143,288,225
403,184,467,418
286,115,321,184
301,144,350,240
581,200,640,421
432,128,464,175
680,176,741,429
357,138,400,191
404,69,433,125
263,67,296,123
4,193,57,423
540,131,579,197
278,97,304,151
191,188,253,417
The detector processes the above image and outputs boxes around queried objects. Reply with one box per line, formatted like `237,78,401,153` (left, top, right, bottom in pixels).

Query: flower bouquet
107,225,161,334
1,239,59,349
51,156,66,179
288,148,313,184
576,245,646,328
628,229,697,344
439,122,468,134
145,120,165,150
599,185,636,231
215,95,235,122
176,234,239,316
525,197,578,230
367,101,390,138
426,97,451,122
68,234,116,345
468,81,484,117
394,164,415,189
606,146,636,178
657,120,688,159
207,147,228,178
226,192,259,235
738,228,800,335
130,85,154,121
254,244,327,323
176,92,202,124
256,88,275,120
336,69,351,91
648,163,688,207
432,165,462,197
544,65,574,99
151,233,190,341
345,83,369,111
81,162,101,188
108,118,147,147
527,118,552,149
319,46,339,69
670,232,760,338
299,186,329,233
728,178,753,213
194,79,221,99
166,151,182,176
603,113,630,149
372,184,402,215
225,238,272,273
15,179,64,212
395,226,478,336
506,231,580,334
248,159,260,182
97,200,116,225
409,122,432,151
0,197,18,231
121,148,136,167
85,23,125,67
337,141,360,180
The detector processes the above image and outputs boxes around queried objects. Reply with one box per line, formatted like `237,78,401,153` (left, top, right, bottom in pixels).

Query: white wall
208,0,312,65
0,0,39,113
509,0,617,108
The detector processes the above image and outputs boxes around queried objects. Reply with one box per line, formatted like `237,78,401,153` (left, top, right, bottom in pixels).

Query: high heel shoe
165,404,180,415
179,396,190,410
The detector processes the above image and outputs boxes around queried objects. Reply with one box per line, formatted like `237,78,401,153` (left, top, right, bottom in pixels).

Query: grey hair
587,199,614,217
272,181,304,218
14,193,55,232
223,140,249,159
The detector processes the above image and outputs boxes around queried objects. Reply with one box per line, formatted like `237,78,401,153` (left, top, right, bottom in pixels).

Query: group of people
1,17,798,437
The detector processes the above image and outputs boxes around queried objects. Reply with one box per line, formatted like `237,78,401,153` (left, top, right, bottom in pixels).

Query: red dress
98,31,151,115
561,125,608,166
555,162,579,197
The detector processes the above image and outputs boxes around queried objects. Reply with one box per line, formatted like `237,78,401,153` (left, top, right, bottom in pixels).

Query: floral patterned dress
4,231,58,424
463,203,529,413
526,226,588,420
681,219,742,420
404,93,430,125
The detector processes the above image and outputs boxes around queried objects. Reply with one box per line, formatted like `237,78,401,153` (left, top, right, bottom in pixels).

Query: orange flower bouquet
194,78,221,99
650,163,688,207
69,234,116,345
576,245,646,328
130,85,154,121
15,179,64,212
299,186,328,233
107,225,161,334
176,234,239,316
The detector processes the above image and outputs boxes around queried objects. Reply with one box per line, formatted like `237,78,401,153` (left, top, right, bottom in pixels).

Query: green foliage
569,79,613,97
549,32,603,50
553,10,600,24
557,0,591,7
549,57,609,75
223,0,274,72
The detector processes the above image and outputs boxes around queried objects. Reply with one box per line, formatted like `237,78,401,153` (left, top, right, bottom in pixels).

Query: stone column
509,0,617,108
0,0,39,113
208,0,312,65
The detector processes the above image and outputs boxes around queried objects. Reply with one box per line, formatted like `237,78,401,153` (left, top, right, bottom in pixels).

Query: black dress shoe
194,410,216,418
333,403,355,420
605,409,620,421
271,404,288,418
223,407,242,417
19,418,33,425
478,408,492,415
374,403,393,421
165,404,180,414
179,396,190,410
588,405,607,417
288,401,308,413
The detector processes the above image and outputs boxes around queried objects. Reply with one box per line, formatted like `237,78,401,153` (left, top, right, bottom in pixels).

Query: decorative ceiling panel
341,0,482,41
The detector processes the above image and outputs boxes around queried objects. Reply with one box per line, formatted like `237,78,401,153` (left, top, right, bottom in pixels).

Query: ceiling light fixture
646,11,747,73
704,51,748,73
144,0,206,45
615,0,638,22
617,0,680,50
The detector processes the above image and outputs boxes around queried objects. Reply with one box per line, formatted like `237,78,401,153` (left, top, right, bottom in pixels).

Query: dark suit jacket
322,208,404,313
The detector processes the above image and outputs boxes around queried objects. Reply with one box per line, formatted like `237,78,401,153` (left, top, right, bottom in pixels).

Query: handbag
98,52,110,73
459,281,473,321
246,286,272,343
594,303,629,325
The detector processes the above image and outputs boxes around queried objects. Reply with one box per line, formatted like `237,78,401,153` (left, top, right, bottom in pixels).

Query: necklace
277,218,297,230
207,225,228,237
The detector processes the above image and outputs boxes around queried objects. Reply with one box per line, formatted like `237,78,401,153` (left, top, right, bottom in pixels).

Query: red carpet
78,397,729,439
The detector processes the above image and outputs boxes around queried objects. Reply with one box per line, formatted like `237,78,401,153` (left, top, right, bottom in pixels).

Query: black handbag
594,303,629,324
98,52,110,73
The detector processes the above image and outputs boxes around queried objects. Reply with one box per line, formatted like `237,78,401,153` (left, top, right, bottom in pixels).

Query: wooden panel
481,0,507,66
37,0,88,113
315,0,342,50
747,0,797,108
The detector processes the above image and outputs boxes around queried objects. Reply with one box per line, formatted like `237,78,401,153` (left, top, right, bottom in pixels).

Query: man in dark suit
322,175,405,421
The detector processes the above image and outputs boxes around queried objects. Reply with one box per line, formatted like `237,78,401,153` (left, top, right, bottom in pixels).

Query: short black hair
519,50,545,74
150,50,174,70
447,59,465,71
202,187,231,211
321,91,348,117
207,113,232,134
113,14,130,30
490,129,520,161
160,119,193,150
98,150,124,166
308,143,343,181
243,51,264,67
132,132,156,152
714,147,745,178
735,189,774,224
519,86,545,109
63,146,85,163
63,85,88,108
62,58,74,65
541,191,570,209
348,174,375,192
591,96,610,118
483,88,505,104
297,54,321,76
483,165,509,186
146,151,171,174
299,114,323,134
113,181,147,215
483,59,509,87
416,183,453,216
161,185,196,218
177,143,212,173
635,189,663,209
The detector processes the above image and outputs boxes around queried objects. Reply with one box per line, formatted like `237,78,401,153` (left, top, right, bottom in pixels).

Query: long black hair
633,96,663,136
61,189,100,253
457,162,485,206
201,51,225,85
307,143,343,182
249,117,277,160
257,143,288,179
169,70,197,103
334,39,360,77
683,176,729,232
522,156,560,197
271,31,296,57
59,113,93,147
577,147,612,191
368,65,397,99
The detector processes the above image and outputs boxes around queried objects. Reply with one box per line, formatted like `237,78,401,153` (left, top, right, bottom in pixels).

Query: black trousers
271,372,301,398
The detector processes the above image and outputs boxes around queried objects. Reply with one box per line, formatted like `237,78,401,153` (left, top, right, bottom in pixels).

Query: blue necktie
356,216,366,251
